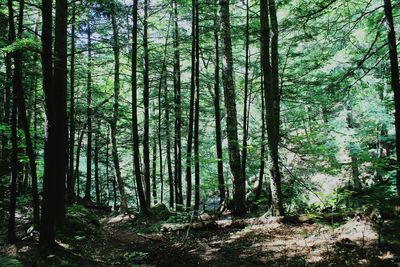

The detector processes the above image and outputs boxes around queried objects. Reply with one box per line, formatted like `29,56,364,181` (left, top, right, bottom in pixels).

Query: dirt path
1,213,399,266
95,216,398,266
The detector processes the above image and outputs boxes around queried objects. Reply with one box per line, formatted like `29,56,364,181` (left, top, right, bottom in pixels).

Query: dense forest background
1,0,400,265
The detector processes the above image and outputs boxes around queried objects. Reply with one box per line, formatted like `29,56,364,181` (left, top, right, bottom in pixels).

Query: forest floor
1,204,400,266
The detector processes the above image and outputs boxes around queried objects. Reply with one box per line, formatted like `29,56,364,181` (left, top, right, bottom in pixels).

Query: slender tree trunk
346,102,361,193
0,5,11,201
213,8,225,203
193,0,200,212
106,127,110,205
242,0,250,183
7,0,18,243
85,13,93,201
164,74,174,208
220,0,245,216
131,0,148,213
260,0,284,215
157,18,171,205
143,0,151,206
186,0,197,209
110,0,127,212
75,129,85,198
255,82,266,201
383,0,400,196
172,0,182,209
152,138,157,205
67,0,76,205
94,133,100,204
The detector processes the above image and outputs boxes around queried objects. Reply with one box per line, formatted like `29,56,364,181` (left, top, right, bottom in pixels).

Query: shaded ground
1,208,400,266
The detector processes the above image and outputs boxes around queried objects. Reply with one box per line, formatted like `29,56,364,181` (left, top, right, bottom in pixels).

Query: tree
67,0,76,205
241,0,250,184
40,0,68,248
172,0,183,209
8,0,40,226
131,0,148,213
110,0,127,212
260,0,284,215
193,0,200,212
383,0,400,196
213,6,225,203
143,0,151,206
219,0,246,216
7,0,18,243
85,9,93,201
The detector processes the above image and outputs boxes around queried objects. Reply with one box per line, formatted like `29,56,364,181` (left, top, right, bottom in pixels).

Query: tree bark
383,0,400,196
40,0,68,249
85,12,93,201
186,0,198,209
260,0,284,215
213,8,225,203
131,0,148,213
164,74,174,208
143,0,151,206
173,0,182,209
7,0,18,243
346,102,361,193
152,138,157,205
110,0,127,212
67,0,76,205
193,0,200,212
75,129,85,198
242,0,250,185
94,133,100,204
255,81,266,201
1,16,11,201
157,18,172,205
219,0,245,216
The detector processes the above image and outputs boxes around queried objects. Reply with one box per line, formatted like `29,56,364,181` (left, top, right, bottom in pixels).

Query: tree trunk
219,0,245,216
255,81,266,201
152,138,157,205
85,12,93,201
193,0,200,212
383,0,400,196
346,102,361,193
186,0,197,209
94,133,100,204
75,129,85,198
40,0,68,249
7,0,18,243
172,0,182,209
213,8,225,203
110,0,127,212
10,0,40,227
242,0,250,184
164,74,174,208
131,0,148,213
143,0,151,206
67,0,76,205
260,0,284,216
0,7,11,201
106,127,110,205
157,18,172,205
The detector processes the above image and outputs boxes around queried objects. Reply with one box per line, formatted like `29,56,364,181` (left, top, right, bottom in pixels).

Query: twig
184,210,196,243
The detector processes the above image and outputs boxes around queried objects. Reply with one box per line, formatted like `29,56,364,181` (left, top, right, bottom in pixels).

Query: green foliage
61,205,100,237
0,257,23,267
0,38,39,54
122,251,149,262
